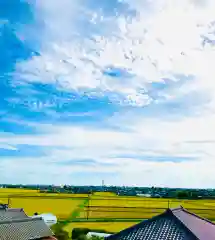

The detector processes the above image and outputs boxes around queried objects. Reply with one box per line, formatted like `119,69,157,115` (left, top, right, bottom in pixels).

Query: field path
61,197,89,227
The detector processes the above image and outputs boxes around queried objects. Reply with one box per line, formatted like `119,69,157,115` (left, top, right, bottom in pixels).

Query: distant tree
176,190,189,199
76,235,104,240
190,191,198,199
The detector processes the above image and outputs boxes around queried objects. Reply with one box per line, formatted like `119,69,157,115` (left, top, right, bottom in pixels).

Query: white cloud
4,0,215,187
0,144,17,151
14,0,215,110
0,112,215,187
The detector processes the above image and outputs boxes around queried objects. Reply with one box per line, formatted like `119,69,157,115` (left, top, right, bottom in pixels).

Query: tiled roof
0,208,28,221
172,207,215,240
106,210,196,240
0,208,54,239
0,217,54,240
106,206,215,240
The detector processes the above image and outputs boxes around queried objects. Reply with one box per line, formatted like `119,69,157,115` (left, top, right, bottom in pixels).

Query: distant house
152,193,161,198
137,194,151,198
106,206,215,240
0,205,56,240
87,232,112,238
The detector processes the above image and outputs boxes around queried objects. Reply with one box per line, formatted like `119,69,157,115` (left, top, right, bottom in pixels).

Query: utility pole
87,194,90,220
7,197,10,208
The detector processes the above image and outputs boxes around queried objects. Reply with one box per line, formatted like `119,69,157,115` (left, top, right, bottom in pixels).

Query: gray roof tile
0,217,54,240
0,208,28,221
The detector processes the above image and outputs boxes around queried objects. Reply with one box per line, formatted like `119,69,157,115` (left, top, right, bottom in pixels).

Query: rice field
78,195,215,221
0,188,39,204
0,188,87,219
2,189,215,235
10,197,84,219
65,196,215,234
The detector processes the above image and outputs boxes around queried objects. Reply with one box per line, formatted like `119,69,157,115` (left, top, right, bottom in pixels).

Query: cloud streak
1,0,215,187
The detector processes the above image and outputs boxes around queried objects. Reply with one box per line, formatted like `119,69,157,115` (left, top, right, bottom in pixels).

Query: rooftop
0,206,55,240
106,206,215,240
0,207,28,221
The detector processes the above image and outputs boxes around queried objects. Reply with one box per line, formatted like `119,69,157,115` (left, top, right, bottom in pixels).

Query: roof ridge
6,208,24,212
170,207,215,240
170,206,184,211
0,217,43,224
167,208,199,240
181,207,215,226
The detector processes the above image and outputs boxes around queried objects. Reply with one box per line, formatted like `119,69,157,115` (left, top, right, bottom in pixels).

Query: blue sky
1,0,215,188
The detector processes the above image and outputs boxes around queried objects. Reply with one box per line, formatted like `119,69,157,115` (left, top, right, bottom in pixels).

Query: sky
1,0,215,188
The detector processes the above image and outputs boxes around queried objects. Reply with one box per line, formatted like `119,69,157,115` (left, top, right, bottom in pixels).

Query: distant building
87,232,112,238
30,213,57,227
106,206,215,240
137,194,151,197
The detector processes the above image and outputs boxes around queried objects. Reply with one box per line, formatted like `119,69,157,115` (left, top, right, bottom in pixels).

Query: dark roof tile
106,210,196,240
172,207,215,240
106,206,215,240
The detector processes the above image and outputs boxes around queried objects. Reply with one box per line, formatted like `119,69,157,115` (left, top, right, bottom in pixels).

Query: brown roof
106,206,215,240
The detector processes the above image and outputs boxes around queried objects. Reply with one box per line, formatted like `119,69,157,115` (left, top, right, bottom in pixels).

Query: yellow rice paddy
1,189,215,234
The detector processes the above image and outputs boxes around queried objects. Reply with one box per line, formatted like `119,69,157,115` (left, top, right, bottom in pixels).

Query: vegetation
51,223,69,240
2,188,215,237
175,190,199,199
72,228,110,240
64,222,136,236
89,237,104,240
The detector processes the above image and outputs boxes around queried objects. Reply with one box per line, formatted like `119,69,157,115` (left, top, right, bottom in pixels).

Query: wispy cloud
1,0,215,187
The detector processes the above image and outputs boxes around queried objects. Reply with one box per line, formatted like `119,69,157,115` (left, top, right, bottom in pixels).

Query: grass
64,221,138,237
60,198,89,226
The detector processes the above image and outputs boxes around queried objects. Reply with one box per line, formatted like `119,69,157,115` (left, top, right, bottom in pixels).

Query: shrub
72,228,90,239
51,223,69,240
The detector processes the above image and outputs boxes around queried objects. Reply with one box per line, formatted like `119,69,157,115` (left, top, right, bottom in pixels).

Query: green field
1,189,215,235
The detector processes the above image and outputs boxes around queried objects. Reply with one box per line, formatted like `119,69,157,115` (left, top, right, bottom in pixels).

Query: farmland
0,188,87,219
1,189,215,234
77,195,215,221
